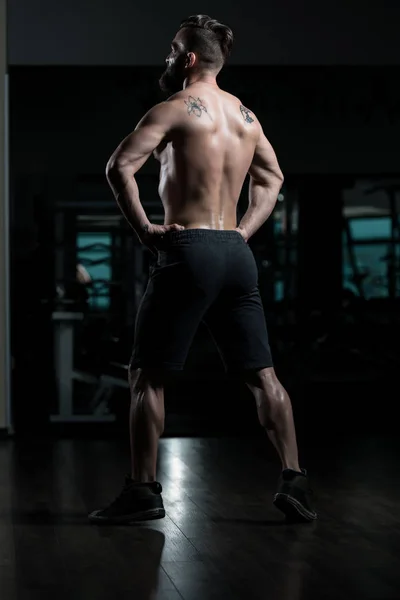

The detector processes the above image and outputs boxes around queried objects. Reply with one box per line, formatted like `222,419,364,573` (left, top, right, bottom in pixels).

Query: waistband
160,228,245,244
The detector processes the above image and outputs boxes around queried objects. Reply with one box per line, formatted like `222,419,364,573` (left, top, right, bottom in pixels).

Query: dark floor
1,431,400,600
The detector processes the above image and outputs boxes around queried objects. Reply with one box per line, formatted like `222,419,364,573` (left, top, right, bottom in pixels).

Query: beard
159,58,186,96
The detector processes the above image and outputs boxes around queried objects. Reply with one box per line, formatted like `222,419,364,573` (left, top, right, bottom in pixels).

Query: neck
183,72,218,89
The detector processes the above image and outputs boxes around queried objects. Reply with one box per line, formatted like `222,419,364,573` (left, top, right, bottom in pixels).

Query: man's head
159,15,233,95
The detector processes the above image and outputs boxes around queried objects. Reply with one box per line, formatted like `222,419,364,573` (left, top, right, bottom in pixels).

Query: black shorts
130,229,273,375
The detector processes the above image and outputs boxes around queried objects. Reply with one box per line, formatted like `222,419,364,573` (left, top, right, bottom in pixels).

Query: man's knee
244,366,278,391
245,366,286,403
244,368,286,428
128,366,164,391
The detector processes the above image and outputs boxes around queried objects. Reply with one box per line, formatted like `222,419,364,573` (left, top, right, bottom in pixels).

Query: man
89,15,317,524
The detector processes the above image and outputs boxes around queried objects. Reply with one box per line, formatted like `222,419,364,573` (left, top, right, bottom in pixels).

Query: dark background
8,2,400,439
8,0,400,66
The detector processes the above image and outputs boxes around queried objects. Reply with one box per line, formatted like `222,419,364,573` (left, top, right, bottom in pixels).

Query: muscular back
107,83,282,234
154,85,259,229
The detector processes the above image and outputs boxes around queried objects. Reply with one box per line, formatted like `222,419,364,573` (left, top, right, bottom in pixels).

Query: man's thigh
203,286,273,375
130,259,213,370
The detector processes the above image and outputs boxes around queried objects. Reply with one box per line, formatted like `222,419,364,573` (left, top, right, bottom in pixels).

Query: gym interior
1,3,400,599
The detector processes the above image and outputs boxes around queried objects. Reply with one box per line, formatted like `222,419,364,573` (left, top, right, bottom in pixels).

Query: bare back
154,85,259,230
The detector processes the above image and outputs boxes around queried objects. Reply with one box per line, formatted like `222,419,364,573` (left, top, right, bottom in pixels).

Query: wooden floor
0,432,399,600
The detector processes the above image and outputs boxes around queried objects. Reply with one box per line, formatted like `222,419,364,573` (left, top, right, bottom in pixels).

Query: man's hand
235,226,249,243
139,223,185,255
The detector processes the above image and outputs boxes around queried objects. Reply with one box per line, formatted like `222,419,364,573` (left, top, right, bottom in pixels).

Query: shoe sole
273,493,317,522
88,507,166,524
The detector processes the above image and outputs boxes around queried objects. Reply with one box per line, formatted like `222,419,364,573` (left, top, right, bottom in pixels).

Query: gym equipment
51,308,115,422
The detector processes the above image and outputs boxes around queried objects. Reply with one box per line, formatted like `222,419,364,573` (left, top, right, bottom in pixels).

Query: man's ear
186,52,196,68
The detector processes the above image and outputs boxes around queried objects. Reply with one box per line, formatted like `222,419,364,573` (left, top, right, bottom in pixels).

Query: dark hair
178,15,233,70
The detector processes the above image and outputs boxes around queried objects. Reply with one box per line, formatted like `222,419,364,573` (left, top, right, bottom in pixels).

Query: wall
8,0,400,66
9,66,400,182
0,0,9,430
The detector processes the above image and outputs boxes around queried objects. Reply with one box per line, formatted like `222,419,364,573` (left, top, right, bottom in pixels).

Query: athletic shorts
130,229,273,375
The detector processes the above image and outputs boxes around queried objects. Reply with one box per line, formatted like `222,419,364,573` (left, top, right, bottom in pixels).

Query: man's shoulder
150,94,187,117
142,98,183,126
151,90,260,130
164,90,186,102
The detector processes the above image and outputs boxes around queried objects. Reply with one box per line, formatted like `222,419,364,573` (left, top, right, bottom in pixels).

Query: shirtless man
89,15,317,524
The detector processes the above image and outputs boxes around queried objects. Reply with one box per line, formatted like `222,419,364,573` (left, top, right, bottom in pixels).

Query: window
76,233,112,309
343,216,400,298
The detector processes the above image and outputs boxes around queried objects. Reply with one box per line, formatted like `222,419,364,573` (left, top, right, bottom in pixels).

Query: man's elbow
254,170,284,189
275,167,284,187
268,169,284,194
106,155,121,180
278,175,284,193
105,155,132,186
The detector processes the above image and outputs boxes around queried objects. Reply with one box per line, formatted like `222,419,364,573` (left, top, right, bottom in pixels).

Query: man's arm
106,102,178,235
238,125,284,241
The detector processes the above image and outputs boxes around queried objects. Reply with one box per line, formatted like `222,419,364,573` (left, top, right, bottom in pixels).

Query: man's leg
245,367,300,471
245,366,317,522
128,367,165,482
87,365,166,523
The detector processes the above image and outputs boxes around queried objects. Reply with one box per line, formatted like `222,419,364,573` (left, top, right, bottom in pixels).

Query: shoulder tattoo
184,96,212,119
240,105,254,124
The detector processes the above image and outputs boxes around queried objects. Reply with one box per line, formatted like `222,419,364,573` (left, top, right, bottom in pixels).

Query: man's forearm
238,178,283,240
106,166,150,235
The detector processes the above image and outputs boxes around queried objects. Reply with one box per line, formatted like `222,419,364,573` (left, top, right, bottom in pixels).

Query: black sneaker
273,468,317,522
88,476,166,524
